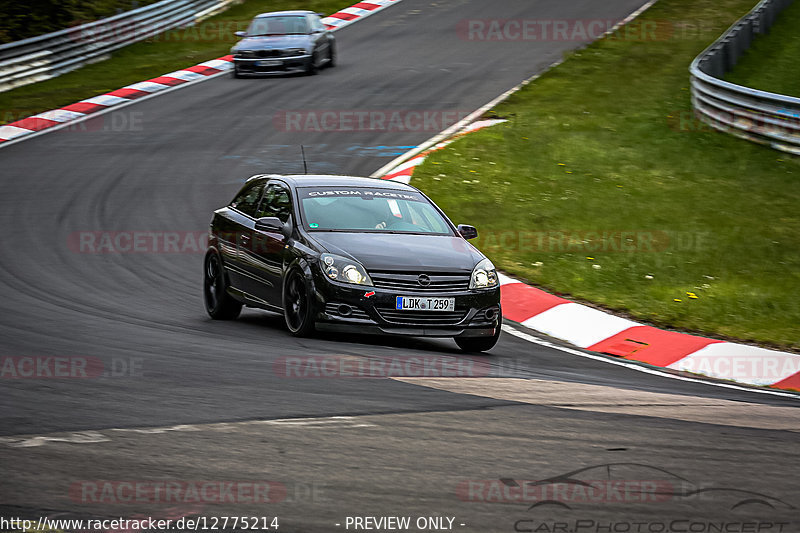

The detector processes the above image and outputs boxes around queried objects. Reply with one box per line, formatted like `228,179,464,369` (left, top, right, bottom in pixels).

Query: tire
232,65,243,79
304,51,318,76
327,44,336,68
455,326,501,353
283,269,316,337
204,252,242,320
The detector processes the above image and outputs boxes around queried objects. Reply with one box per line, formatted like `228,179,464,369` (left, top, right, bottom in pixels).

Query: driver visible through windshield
298,187,453,234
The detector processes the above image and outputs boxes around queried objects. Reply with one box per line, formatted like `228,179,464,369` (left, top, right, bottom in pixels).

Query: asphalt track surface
1,0,798,530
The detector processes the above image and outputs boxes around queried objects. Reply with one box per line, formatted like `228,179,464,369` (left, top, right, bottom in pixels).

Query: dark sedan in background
204,175,502,352
231,10,336,77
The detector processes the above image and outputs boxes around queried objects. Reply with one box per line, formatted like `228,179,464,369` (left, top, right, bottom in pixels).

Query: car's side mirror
234,31,247,37
457,224,478,240
255,217,291,238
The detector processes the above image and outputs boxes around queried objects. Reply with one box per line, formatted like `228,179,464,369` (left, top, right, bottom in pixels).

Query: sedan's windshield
298,187,453,235
248,16,310,36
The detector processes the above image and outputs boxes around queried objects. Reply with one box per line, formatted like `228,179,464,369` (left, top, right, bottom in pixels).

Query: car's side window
257,184,293,223
230,182,265,217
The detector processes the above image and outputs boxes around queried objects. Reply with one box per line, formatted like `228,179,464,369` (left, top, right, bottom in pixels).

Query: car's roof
254,10,315,18
248,174,420,192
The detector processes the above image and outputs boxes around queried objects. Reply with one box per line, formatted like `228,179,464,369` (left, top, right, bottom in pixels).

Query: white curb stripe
82,94,130,107
0,125,33,140
668,343,800,386
125,81,170,93
520,302,641,349
34,109,85,122
161,69,206,81
197,59,233,70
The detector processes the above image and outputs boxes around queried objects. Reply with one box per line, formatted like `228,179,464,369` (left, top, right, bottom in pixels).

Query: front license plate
395,296,455,312
257,60,282,67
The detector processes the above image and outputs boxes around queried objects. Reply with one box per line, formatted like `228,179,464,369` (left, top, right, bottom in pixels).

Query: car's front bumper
311,275,501,338
233,55,310,74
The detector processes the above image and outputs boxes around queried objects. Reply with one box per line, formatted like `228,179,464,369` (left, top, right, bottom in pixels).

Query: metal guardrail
690,0,800,155
0,0,237,93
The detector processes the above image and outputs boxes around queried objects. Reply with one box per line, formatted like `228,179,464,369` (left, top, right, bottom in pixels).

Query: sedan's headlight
288,48,307,56
320,254,373,286
470,258,498,289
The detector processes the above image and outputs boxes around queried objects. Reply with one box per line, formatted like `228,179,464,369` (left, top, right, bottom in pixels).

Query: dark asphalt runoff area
0,0,798,531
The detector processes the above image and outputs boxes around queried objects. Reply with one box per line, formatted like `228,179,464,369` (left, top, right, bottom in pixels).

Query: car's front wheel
327,44,336,68
283,269,316,336
232,65,243,79
304,51,319,76
455,326,501,353
204,251,242,320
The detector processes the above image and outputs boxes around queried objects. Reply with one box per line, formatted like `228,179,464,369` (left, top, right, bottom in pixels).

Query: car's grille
237,50,292,59
376,308,467,326
324,302,370,320
370,272,471,293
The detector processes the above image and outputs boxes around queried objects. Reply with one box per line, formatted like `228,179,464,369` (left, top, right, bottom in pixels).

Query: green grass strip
412,0,800,350
1,0,352,124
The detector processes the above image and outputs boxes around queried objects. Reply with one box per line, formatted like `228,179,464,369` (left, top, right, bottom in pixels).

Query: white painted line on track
0,416,376,448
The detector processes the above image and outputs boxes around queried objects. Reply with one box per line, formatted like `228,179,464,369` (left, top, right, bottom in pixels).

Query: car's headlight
320,254,373,286
470,258,498,289
288,48,306,55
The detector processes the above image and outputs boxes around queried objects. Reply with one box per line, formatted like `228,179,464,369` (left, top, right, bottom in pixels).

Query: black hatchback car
204,175,501,352
231,10,335,77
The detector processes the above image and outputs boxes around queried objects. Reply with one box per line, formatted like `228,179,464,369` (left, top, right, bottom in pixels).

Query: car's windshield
298,187,453,235
248,16,310,36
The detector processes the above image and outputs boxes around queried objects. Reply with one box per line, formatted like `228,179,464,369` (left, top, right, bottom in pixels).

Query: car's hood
233,35,311,51
309,232,484,273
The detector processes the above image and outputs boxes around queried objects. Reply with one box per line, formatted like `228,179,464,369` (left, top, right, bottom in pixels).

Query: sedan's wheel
455,326,501,353
305,51,318,76
232,65,243,79
327,45,336,68
283,269,315,336
204,252,242,320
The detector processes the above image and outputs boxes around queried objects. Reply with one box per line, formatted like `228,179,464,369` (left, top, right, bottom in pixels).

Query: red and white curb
322,0,402,31
498,273,800,392
379,119,507,183
378,120,799,393
0,0,403,148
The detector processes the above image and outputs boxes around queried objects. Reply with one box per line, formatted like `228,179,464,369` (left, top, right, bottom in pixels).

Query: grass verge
1,0,352,125
411,0,800,350
725,0,800,96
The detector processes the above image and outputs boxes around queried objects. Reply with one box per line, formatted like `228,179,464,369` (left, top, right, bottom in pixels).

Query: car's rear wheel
455,326,501,353
283,269,315,336
204,252,242,320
